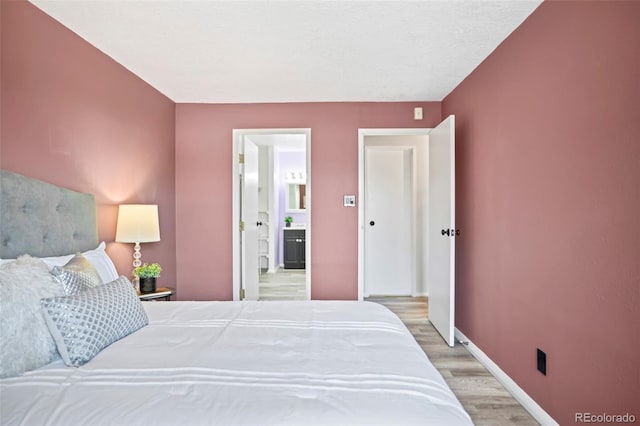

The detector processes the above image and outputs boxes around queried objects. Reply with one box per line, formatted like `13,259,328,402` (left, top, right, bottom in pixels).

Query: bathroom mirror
287,183,306,211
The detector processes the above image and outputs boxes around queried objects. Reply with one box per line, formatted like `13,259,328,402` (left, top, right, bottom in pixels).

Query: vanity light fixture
285,171,307,182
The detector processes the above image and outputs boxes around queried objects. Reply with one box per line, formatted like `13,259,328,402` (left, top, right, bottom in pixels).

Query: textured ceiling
30,0,542,104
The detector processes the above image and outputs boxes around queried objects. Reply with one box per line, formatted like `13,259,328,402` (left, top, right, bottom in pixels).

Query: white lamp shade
115,204,161,243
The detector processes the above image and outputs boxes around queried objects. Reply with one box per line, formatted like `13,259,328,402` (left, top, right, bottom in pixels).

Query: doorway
359,131,428,299
358,117,456,347
232,129,311,301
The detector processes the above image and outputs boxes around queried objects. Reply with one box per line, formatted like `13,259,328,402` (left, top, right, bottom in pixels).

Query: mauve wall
0,2,177,286
443,1,639,423
175,102,441,300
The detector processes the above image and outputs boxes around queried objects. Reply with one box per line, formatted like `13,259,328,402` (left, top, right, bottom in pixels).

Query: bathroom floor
259,269,306,300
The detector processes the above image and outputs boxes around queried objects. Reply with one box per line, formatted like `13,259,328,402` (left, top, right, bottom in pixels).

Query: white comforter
1,301,471,426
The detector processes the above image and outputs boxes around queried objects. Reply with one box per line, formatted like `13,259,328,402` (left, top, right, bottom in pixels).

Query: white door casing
364,147,413,296
427,115,456,347
241,138,260,300
232,129,312,301
358,129,428,301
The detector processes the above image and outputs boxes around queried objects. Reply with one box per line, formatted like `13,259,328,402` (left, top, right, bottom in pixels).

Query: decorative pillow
41,276,148,367
38,253,73,270
0,255,65,378
51,253,103,295
3,242,120,283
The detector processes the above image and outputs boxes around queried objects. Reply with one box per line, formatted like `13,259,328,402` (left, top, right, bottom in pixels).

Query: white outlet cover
344,195,356,207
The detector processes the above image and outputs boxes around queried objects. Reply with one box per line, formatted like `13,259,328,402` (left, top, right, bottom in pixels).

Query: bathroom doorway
232,129,311,301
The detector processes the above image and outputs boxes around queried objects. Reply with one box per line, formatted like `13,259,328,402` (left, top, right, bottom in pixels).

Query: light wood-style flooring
366,296,539,426
259,269,306,300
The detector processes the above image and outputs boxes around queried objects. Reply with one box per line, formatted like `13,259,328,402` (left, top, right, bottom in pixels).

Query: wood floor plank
259,270,306,300
367,296,539,426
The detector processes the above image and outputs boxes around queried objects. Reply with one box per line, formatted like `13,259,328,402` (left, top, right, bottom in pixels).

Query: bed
0,169,471,426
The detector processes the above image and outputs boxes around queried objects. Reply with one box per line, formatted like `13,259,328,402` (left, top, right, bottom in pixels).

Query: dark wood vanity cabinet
284,229,305,269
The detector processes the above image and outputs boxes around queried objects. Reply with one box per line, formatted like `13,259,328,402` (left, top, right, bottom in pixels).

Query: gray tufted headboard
0,169,98,258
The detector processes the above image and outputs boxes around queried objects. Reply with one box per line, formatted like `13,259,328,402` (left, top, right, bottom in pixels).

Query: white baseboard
454,328,558,426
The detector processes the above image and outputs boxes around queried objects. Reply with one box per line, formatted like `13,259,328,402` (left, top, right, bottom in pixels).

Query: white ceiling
30,0,542,104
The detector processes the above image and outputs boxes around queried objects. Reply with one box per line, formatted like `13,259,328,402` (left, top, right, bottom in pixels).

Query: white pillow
0,256,65,378
1,242,119,283
79,242,119,283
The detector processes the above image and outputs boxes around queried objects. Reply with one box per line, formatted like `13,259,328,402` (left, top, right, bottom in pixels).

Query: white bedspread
1,301,471,426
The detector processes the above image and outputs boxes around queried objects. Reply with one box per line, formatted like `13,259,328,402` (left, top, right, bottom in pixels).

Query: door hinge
240,288,245,299
239,221,245,231
239,153,245,164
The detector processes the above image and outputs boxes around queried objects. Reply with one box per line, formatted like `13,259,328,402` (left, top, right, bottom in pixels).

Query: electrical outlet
537,348,547,375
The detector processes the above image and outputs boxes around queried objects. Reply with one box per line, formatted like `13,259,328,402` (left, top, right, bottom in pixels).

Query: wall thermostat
344,195,356,207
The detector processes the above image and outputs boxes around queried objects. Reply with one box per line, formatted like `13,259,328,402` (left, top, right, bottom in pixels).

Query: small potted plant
284,216,293,228
133,262,162,294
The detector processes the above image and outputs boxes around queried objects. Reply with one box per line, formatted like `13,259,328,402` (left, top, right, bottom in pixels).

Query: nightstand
138,287,175,301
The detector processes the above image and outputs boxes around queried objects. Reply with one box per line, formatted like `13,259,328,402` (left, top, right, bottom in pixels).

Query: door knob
257,221,263,226
369,221,375,226
441,229,450,236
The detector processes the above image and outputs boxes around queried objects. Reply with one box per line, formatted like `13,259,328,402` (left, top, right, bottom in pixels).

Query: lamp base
132,242,142,268
132,276,140,292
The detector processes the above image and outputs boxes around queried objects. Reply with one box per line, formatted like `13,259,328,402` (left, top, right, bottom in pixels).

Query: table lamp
115,204,160,268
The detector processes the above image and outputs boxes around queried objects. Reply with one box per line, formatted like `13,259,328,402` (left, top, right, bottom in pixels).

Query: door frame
357,128,429,301
232,128,312,301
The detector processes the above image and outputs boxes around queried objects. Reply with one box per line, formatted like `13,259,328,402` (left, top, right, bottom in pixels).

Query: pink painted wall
443,1,640,423
175,102,441,300
0,1,177,287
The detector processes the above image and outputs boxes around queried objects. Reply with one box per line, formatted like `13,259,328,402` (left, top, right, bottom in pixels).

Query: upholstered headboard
0,169,98,258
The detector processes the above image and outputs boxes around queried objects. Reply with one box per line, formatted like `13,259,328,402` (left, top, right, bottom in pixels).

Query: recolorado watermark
575,413,636,423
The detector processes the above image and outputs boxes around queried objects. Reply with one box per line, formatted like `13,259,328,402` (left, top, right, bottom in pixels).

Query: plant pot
285,222,291,228
139,277,157,294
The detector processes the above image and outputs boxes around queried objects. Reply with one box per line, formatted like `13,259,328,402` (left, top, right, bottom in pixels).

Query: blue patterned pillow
41,276,148,367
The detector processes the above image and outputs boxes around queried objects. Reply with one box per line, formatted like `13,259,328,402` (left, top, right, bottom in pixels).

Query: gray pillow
0,255,65,378
51,253,103,295
41,276,148,367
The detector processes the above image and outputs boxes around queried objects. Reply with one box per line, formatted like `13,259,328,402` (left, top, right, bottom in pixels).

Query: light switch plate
344,195,356,207
414,107,423,120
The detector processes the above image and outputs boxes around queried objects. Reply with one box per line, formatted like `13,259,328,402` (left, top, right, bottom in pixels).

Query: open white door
428,115,456,346
241,138,260,300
